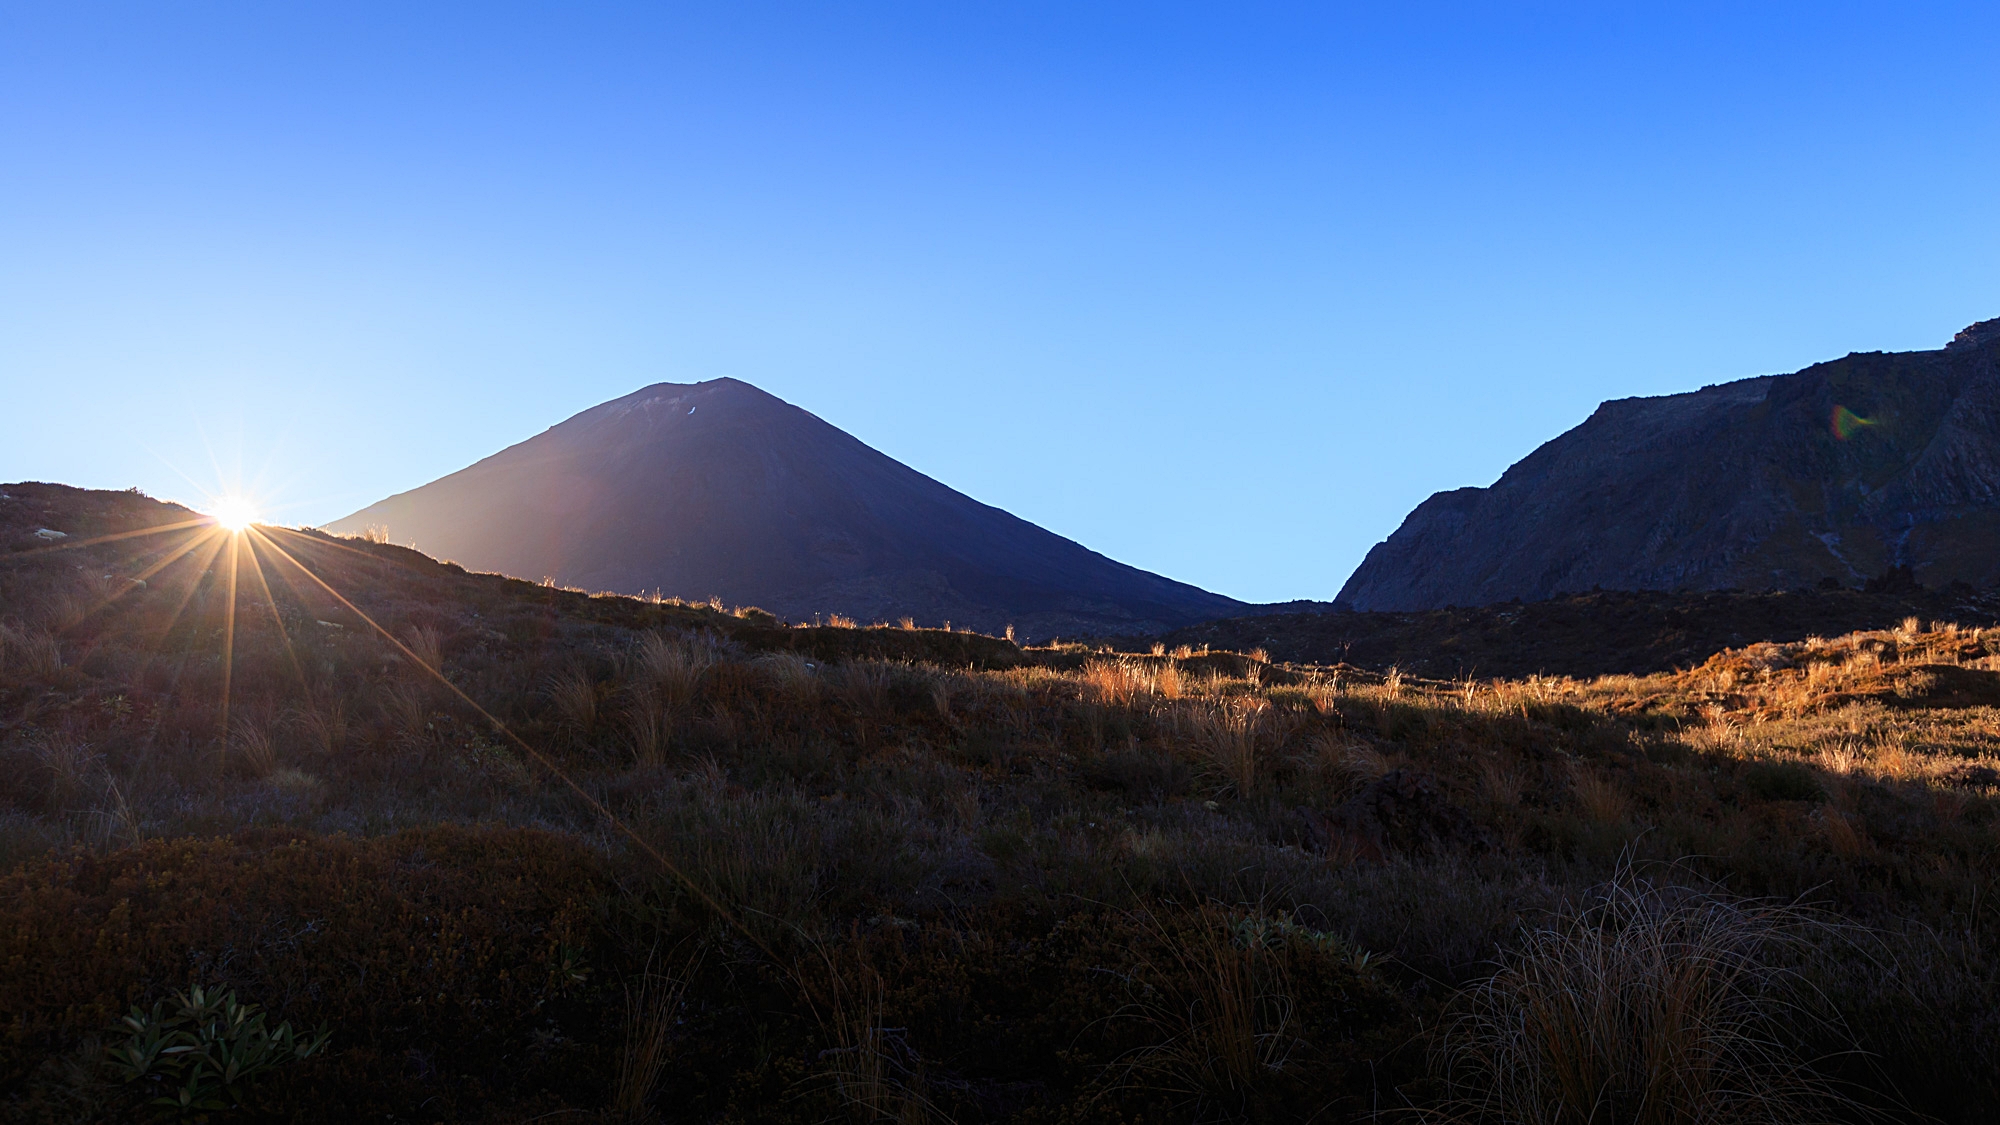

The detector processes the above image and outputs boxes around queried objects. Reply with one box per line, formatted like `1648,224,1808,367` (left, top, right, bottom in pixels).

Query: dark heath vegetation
5,483,2000,1122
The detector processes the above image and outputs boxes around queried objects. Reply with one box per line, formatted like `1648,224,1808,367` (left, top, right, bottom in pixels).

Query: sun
210,496,259,533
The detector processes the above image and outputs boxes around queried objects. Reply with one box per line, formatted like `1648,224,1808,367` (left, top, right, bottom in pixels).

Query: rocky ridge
1339,317,2000,611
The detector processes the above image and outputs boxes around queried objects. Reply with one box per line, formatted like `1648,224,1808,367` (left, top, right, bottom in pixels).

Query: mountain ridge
1338,317,2000,611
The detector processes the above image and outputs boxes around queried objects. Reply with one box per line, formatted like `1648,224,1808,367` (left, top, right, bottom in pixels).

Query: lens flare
211,496,259,532
1831,404,1876,441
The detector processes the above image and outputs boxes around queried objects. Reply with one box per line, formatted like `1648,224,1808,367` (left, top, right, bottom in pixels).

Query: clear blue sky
3,3,1996,603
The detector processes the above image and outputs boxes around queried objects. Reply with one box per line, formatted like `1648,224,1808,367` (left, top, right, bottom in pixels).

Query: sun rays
4,505,747,945
13,508,305,737
211,496,259,533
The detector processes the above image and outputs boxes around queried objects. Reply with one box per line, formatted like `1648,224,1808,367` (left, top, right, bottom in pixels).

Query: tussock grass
0,622,62,676
756,650,821,702
291,697,347,757
805,952,949,1125
547,664,601,733
1432,870,1877,1125
1109,901,1305,1114
624,688,670,768
402,623,443,672
1190,696,1274,797
230,714,278,778
635,628,715,699
611,948,698,1124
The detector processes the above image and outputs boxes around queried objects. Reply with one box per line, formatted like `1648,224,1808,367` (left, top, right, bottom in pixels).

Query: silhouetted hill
327,379,1242,639
1340,317,2000,611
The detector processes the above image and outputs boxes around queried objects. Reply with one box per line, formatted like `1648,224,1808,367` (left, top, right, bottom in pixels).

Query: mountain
1338,317,2000,611
326,378,1243,638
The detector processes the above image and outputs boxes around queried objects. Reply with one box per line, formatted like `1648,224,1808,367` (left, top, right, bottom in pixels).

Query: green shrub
108,983,331,1113
0,826,610,1120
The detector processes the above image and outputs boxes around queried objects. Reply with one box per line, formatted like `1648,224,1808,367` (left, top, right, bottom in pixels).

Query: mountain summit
327,379,1241,638
1339,317,2000,611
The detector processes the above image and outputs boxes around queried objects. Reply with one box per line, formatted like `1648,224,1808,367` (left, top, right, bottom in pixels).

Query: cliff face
1338,318,2000,611
327,379,1242,639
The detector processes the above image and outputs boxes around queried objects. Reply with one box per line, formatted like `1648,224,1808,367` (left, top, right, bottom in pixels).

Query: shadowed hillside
1341,317,2000,611
1125,586,2000,680
5,483,2000,1122
326,379,1242,640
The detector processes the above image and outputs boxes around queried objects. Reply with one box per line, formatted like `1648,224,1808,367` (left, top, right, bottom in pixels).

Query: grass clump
1432,869,1872,1124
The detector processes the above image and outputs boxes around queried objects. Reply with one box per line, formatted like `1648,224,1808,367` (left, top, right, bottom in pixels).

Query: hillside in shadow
1131,584,2000,680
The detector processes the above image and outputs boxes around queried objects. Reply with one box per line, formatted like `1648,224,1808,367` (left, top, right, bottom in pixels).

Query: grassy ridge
1131,584,2000,680
2,484,1999,1122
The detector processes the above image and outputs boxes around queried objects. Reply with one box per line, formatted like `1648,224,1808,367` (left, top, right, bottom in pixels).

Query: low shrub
1744,760,1825,803
107,983,332,1113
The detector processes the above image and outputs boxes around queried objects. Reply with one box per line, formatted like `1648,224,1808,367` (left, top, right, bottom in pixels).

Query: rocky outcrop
1339,318,2000,611
327,379,1242,639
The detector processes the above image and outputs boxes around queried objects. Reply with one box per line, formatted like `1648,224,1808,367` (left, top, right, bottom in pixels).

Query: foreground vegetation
3,484,1999,1122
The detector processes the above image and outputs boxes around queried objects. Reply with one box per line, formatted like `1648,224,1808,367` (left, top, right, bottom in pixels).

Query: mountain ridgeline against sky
327,379,1243,638
1339,318,2000,612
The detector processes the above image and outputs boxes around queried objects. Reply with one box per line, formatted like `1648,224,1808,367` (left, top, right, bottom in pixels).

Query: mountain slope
1338,317,2000,611
327,378,1242,638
